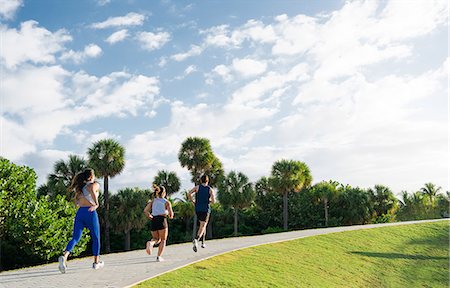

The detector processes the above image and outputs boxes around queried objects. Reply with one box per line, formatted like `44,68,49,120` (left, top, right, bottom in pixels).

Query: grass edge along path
135,221,449,288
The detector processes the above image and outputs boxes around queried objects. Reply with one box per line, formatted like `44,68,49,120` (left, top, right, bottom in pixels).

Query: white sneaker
156,256,164,262
192,239,198,252
93,261,104,270
201,242,206,248
58,256,66,274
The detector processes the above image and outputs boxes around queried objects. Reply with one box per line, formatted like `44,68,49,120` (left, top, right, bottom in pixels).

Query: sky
0,0,448,197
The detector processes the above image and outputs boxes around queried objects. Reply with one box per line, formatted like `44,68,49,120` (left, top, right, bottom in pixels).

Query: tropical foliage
153,170,181,196
217,171,255,235
269,160,312,230
37,154,87,201
109,188,148,250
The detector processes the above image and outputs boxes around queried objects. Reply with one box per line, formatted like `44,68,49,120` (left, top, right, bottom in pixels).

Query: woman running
58,168,103,273
143,185,174,262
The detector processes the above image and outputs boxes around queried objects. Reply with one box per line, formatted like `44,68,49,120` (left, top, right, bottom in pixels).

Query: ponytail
70,168,94,202
152,184,166,198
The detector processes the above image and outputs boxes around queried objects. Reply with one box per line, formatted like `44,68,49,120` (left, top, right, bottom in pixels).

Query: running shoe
93,261,105,269
192,239,198,252
156,256,164,262
201,242,206,248
58,256,66,274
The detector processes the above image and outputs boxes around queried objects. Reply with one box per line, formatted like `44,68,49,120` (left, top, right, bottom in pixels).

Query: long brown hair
70,168,94,201
152,184,166,198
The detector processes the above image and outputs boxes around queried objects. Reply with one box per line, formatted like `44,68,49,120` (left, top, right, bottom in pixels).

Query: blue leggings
65,207,101,256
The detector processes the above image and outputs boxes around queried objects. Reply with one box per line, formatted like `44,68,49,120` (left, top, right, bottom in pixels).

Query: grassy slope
136,221,449,288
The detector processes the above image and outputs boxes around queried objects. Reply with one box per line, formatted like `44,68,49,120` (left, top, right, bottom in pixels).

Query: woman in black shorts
144,185,174,262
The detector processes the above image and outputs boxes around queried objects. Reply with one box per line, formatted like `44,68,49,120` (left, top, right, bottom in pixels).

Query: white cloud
171,45,203,61
60,44,102,64
106,29,129,44
175,65,197,80
96,0,111,6
91,12,146,29
211,64,232,82
230,63,309,107
0,20,71,69
0,0,22,20
232,58,267,77
1,67,161,161
136,31,170,51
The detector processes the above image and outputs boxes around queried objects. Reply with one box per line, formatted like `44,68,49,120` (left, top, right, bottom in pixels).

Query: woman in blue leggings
58,168,104,273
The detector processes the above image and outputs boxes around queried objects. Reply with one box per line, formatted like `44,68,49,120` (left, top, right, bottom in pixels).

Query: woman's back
152,198,168,216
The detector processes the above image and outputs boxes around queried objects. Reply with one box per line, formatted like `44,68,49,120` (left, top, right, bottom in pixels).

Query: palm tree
178,137,224,185
109,188,147,251
269,159,312,230
38,155,87,200
153,170,181,197
217,171,255,236
420,183,442,206
336,186,372,225
88,138,125,253
312,180,339,227
368,184,398,219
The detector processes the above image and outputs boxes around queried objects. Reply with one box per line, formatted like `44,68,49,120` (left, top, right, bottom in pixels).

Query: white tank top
82,183,96,205
152,198,168,216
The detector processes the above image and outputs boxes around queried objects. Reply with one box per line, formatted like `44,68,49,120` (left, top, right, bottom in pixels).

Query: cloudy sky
1,0,448,196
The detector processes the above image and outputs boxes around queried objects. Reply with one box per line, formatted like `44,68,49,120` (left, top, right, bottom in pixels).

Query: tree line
1,137,448,270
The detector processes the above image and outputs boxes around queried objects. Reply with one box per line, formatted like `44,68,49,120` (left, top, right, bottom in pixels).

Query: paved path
0,219,447,288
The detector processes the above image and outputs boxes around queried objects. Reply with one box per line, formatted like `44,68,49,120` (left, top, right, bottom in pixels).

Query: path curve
1,219,447,288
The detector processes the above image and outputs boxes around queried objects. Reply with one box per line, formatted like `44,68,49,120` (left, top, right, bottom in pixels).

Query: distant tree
153,170,181,197
88,138,125,253
335,186,373,225
254,176,282,230
420,183,442,207
312,180,339,227
110,188,147,251
178,137,224,186
37,155,87,200
269,160,312,230
368,184,398,222
217,171,255,236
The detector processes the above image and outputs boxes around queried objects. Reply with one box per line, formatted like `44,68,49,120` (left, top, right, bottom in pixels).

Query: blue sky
1,0,448,196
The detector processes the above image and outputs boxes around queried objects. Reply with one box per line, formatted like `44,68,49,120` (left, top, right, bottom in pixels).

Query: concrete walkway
0,219,447,288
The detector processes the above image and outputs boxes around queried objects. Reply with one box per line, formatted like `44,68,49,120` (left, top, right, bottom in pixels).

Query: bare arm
166,201,174,219
209,188,215,204
143,200,153,219
188,186,198,204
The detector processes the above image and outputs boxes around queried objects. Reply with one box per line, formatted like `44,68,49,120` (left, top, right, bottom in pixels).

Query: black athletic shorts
196,211,210,222
151,215,168,231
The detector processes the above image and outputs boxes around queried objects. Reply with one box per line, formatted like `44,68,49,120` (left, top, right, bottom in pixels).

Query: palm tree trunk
104,176,111,253
324,198,328,227
125,230,131,251
283,191,288,230
234,209,238,236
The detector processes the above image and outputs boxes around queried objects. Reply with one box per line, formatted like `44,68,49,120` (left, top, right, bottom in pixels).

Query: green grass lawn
136,221,449,288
